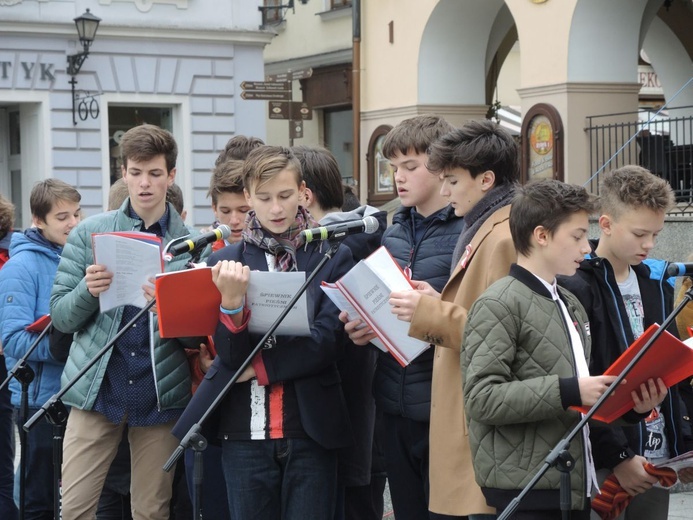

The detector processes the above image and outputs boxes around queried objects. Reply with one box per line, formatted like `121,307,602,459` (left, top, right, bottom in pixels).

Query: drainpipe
352,0,361,190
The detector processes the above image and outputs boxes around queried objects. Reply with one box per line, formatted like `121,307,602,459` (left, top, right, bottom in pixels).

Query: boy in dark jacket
559,165,693,519
463,179,665,520
341,115,464,520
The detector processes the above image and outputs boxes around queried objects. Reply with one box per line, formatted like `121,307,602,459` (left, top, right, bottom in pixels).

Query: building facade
0,0,271,228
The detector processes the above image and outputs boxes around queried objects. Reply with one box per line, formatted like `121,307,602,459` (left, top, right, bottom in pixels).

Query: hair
510,179,597,256
215,135,265,165
427,119,519,186
242,145,302,192
0,193,15,239
119,124,177,172
599,165,675,219
292,145,344,211
108,178,129,211
30,179,81,222
207,159,245,205
342,184,361,212
381,115,454,160
166,183,185,215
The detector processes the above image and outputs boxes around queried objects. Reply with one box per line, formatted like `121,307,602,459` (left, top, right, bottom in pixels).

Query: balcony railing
586,106,693,215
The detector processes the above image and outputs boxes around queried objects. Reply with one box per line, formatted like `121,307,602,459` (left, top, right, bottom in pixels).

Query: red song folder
155,267,220,338
572,323,693,423
25,314,51,333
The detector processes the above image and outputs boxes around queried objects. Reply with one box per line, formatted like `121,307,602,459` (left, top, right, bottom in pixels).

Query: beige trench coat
409,205,516,516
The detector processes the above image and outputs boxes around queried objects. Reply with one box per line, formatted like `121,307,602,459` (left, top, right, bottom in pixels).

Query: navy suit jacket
172,239,355,450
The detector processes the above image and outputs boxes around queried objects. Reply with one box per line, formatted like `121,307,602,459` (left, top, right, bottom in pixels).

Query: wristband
220,304,244,315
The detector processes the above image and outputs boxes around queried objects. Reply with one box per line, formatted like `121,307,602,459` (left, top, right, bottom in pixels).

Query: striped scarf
242,207,318,272
591,463,677,519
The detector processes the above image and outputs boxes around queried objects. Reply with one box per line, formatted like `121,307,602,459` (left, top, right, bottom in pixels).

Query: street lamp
67,9,101,125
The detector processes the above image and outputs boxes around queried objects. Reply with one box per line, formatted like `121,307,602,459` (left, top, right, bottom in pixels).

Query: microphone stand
498,285,693,520
0,322,52,520
162,240,343,520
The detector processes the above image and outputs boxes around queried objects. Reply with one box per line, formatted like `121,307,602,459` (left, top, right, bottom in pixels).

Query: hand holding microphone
300,216,380,244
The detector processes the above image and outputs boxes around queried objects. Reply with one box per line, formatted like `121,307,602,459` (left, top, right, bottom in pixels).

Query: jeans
222,437,337,520
0,357,17,520
14,407,55,520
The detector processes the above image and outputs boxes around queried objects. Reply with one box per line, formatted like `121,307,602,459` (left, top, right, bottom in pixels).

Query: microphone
167,225,231,258
667,262,693,277
300,216,380,244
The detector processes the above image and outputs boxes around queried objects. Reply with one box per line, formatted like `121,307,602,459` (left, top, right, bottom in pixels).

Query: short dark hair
29,179,81,222
381,115,454,160
243,145,302,192
292,145,344,211
427,119,519,186
342,184,360,212
120,124,177,172
215,135,265,164
510,179,597,256
166,183,185,215
0,193,15,239
207,159,245,205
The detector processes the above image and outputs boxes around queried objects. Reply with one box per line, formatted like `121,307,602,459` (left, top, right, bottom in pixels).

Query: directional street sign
266,68,313,82
268,101,312,121
289,120,304,140
241,81,290,92
241,90,292,101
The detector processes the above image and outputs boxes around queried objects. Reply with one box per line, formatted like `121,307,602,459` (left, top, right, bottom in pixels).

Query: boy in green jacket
461,179,666,520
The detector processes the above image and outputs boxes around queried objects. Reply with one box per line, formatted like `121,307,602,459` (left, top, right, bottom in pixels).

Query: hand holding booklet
92,232,163,313
320,246,430,366
155,266,311,338
572,323,693,423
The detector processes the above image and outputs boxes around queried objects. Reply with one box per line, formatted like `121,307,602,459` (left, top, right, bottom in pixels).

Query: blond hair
599,165,675,219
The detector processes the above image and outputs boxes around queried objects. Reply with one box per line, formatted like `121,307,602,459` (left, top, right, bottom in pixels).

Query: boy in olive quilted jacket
461,180,666,520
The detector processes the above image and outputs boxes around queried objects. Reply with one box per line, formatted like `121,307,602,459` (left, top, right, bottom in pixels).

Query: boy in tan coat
346,120,517,517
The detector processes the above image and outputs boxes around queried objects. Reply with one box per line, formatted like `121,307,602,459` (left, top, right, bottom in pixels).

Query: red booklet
25,314,51,333
155,267,220,338
573,323,693,423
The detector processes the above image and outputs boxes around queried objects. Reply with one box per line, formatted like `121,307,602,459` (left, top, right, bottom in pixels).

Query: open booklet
655,450,693,473
572,323,693,423
321,246,430,367
92,232,163,313
155,266,311,338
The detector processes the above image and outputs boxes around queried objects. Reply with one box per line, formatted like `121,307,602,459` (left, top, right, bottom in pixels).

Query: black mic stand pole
498,286,693,520
162,240,343,520
0,322,52,520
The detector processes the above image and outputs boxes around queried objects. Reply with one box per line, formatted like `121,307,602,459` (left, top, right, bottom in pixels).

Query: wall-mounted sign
366,125,397,205
521,103,564,183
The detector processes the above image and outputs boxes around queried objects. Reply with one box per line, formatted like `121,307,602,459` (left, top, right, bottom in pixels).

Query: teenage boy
214,134,264,165
341,115,464,520
559,165,693,519
0,180,81,520
363,120,517,518
178,145,354,519
462,179,666,520
50,124,203,520
207,159,251,248
294,144,387,520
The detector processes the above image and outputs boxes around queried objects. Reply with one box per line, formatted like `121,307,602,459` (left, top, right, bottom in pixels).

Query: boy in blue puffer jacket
0,179,81,520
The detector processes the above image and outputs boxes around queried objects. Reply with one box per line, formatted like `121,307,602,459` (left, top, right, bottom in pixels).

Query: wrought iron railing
586,106,693,215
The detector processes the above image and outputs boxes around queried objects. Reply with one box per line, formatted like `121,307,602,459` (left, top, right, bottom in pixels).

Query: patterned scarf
242,207,318,272
591,463,677,519
450,182,516,274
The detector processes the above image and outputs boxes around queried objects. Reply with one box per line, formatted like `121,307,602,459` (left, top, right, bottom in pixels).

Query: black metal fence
586,106,693,215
